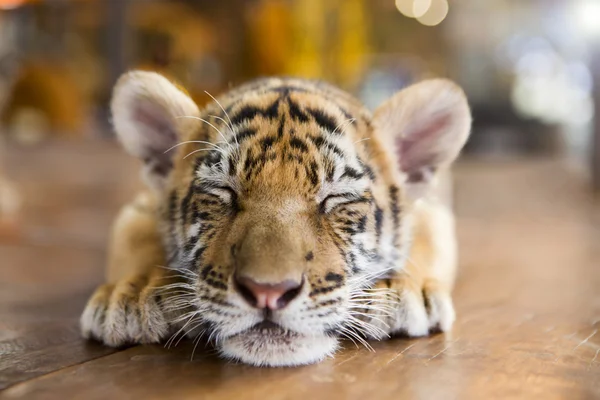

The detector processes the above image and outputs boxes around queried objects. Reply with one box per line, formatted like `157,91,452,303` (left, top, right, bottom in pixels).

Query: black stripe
228,156,236,176
325,160,335,182
335,196,372,209
363,164,376,181
289,137,309,152
204,151,221,168
230,98,280,126
260,136,276,152
168,190,178,224
341,166,364,180
325,272,344,284
287,97,309,122
235,127,258,143
389,185,401,245
205,279,228,291
307,135,345,158
306,107,339,133
191,205,200,222
194,246,206,262
348,252,360,274
308,160,319,186
277,114,286,138
200,264,212,280
374,204,383,240
356,215,367,233
180,184,195,224
184,237,198,253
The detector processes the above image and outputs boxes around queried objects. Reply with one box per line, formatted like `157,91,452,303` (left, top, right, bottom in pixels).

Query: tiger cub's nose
234,275,303,310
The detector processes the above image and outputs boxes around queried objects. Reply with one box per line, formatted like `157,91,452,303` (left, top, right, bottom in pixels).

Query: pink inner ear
130,99,178,177
133,99,178,157
396,113,452,173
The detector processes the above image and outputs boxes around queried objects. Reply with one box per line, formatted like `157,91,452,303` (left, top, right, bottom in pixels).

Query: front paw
80,277,170,347
358,276,455,339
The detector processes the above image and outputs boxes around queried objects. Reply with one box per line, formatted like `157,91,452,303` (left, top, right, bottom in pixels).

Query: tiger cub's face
111,73,470,366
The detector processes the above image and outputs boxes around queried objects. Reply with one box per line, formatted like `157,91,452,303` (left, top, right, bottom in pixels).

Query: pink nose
234,276,303,310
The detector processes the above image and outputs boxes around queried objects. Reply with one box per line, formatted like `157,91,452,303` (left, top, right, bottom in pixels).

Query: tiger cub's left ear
111,71,199,191
373,79,471,198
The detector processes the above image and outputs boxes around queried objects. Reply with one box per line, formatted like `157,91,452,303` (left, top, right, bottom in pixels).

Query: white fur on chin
219,333,339,367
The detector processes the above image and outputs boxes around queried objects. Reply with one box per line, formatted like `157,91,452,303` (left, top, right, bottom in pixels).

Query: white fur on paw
80,283,168,347
390,290,430,337
80,300,106,340
360,286,429,339
125,305,143,342
140,294,169,343
104,302,132,347
424,290,455,332
80,285,112,341
359,281,455,339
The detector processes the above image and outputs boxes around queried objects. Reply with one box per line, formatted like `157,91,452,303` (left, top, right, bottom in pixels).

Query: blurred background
0,0,599,234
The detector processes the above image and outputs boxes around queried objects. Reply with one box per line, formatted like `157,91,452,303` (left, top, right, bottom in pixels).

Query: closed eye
319,193,362,214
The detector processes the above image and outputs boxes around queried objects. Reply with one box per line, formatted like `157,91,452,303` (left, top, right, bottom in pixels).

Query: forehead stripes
226,93,348,142
198,82,364,190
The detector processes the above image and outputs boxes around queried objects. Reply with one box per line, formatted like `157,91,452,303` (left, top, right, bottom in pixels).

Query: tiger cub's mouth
218,320,339,367
244,320,299,339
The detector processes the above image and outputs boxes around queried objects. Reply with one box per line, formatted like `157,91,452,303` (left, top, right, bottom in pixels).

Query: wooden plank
0,321,116,390
0,244,118,389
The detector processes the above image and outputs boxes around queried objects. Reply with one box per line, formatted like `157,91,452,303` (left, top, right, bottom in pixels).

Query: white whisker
339,324,375,352
347,315,389,339
332,117,356,135
164,139,226,155
348,310,391,329
183,148,223,159
175,116,231,152
338,327,360,349
207,114,234,146
166,311,200,348
204,90,236,145
354,137,370,144
191,328,208,361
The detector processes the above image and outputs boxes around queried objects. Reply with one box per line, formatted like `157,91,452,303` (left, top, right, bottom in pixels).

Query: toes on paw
393,291,429,337
424,290,455,332
140,296,168,343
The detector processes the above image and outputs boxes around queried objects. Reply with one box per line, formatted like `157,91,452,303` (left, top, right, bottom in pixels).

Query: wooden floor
1,141,599,400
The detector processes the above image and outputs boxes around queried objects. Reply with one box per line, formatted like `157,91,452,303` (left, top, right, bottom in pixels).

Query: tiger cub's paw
359,276,455,339
80,276,170,347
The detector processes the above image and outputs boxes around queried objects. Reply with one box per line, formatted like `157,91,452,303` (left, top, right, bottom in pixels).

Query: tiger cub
81,72,471,366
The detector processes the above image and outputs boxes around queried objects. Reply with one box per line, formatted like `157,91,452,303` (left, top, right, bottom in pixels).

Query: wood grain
0,142,599,399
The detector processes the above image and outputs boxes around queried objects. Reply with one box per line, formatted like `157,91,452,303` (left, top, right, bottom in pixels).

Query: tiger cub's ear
111,71,199,190
373,79,471,199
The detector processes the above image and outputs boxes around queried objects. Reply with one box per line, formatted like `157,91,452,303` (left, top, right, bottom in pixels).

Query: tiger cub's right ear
111,71,199,190
373,79,471,200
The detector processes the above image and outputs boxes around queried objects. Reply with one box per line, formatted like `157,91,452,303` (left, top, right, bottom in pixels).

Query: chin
218,323,339,367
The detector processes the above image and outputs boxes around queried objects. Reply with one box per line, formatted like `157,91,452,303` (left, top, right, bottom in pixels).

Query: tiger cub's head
111,72,470,366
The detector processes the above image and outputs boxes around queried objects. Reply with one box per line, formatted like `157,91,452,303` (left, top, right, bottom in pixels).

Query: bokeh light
574,0,600,38
0,0,27,10
396,0,449,26
416,0,448,26
395,0,418,18
412,0,432,18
